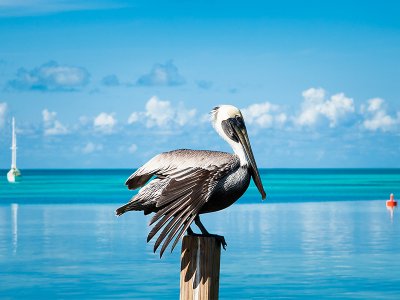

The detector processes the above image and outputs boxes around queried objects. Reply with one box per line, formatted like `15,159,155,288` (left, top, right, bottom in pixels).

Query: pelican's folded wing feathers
125,149,236,189
124,149,239,257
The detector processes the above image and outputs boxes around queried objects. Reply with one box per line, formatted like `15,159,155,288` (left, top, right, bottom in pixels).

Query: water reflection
0,202,399,299
387,206,396,222
11,203,18,255
386,194,397,223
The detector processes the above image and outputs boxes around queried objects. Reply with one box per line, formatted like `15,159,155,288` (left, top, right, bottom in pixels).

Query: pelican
116,105,266,257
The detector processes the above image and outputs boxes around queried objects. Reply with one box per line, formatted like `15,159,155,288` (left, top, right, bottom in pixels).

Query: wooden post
180,236,221,300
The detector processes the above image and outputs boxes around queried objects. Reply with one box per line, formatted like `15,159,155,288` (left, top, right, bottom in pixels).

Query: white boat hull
7,168,21,183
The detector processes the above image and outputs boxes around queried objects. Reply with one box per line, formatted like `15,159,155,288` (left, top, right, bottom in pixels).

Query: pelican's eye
235,115,245,128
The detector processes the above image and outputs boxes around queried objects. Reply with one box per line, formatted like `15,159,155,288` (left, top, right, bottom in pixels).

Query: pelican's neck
213,120,248,166
230,142,248,167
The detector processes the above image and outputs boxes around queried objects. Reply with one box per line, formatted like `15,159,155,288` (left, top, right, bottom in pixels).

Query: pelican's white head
211,105,244,159
211,105,266,199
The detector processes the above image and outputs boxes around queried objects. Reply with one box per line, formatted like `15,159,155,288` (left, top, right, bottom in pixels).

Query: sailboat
7,117,21,183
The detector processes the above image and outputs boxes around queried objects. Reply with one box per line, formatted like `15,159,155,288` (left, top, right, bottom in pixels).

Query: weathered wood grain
180,236,221,300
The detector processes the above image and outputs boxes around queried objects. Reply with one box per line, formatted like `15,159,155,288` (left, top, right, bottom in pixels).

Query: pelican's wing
125,154,164,190
150,163,237,257
125,149,234,190
125,150,238,257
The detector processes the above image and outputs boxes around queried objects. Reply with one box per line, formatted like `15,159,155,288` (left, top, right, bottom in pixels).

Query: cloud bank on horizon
16,88,397,134
1,85,399,168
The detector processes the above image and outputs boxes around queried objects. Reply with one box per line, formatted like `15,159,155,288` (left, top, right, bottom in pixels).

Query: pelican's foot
207,234,227,250
186,231,227,250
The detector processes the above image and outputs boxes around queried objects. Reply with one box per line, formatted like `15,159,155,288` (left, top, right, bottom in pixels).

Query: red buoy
386,193,398,207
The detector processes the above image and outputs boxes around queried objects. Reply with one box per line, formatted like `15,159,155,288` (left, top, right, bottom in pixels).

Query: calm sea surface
0,169,399,299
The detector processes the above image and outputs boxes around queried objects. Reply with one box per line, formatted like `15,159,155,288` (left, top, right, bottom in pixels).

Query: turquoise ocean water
1,169,400,299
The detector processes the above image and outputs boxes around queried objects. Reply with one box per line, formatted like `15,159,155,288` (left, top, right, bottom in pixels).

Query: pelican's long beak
230,119,267,200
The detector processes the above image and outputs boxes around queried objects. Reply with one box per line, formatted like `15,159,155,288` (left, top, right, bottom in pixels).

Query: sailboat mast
11,117,17,169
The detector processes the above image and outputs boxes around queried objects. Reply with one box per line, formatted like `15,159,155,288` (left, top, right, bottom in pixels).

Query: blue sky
0,0,399,168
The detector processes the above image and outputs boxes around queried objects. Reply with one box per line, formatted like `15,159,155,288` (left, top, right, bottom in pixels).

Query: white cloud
127,112,140,124
145,96,174,127
128,96,196,128
42,109,56,123
128,144,138,153
42,109,68,135
295,88,355,128
365,98,383,112
136,61,185,86
241,102,287,128
0,102,7,128
9,61,90,91
276,113,288,125
361,98,399,132
173,104,196,126
82,142,103,154
94,112,116,133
